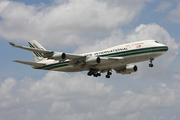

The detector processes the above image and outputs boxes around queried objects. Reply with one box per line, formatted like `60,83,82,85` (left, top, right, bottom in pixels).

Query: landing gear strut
149,58,154,67
105,71,112,78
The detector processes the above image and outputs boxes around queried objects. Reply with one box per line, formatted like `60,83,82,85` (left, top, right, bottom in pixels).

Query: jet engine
117,64,138,75
86,57,101,65
51,52,66,60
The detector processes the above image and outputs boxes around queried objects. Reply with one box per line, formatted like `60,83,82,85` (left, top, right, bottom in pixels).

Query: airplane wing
9,42,125,68
14,60,46,67
9,42,53,54
9,42,85,60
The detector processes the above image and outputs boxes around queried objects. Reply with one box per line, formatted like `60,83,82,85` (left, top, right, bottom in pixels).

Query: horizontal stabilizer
14,60,46,67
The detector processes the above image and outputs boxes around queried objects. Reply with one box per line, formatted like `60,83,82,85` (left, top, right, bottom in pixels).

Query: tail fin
28,40,47,62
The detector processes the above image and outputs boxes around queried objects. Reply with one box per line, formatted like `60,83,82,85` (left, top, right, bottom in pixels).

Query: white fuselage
37,40,168,72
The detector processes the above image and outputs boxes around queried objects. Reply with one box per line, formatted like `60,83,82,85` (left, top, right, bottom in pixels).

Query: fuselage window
155,41,159,43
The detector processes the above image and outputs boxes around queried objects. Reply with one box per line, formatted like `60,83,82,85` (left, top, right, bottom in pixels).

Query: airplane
9,39,168,78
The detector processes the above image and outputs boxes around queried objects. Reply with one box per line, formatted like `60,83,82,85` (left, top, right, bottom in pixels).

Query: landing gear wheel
93,72,101,77
149,63,153,67
97,73,101,76
87,68,95,76
94,74,98,77
87,72,92,76
106,75,110,78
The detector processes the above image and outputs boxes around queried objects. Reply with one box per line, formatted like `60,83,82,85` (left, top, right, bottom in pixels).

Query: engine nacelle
86,57,101,65
117,64,138,75
51,52,66,60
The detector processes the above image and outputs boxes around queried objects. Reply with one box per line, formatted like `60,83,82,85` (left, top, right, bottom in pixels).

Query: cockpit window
155,41,159,43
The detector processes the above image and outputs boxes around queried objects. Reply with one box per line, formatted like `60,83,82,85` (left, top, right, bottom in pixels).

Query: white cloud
107,83,180,120
168,2,180,23
0,0,149,48
0,72,114,120
1,73,180,120
173,72,180,80
154,1,172,12
74,29,125,53
0,78,19,108
19,72,113,102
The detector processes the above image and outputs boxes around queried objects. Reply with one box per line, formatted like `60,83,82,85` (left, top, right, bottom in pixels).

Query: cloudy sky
0,0,180,120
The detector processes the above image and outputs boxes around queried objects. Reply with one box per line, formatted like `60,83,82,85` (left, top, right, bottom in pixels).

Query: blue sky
0,0,180,120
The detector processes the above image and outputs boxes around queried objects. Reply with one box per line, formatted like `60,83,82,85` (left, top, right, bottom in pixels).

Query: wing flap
14,60,46,67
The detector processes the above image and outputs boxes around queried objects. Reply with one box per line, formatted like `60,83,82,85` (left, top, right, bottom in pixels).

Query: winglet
9,42,16,46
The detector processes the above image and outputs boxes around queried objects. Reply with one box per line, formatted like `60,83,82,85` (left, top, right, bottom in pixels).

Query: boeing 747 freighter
9,40,168,78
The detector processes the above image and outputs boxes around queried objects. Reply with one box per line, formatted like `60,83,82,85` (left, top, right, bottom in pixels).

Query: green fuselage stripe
44,63,68,70
37,61,69,70
36,46,168,70
99,46,168,57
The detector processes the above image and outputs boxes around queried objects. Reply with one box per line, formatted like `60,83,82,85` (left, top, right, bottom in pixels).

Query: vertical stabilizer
28,40,47,62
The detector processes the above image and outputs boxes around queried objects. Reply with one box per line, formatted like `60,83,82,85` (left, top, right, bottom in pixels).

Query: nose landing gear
149,58,154,67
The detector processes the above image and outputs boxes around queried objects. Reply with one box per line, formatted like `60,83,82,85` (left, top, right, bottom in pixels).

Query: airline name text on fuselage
86,47,128,56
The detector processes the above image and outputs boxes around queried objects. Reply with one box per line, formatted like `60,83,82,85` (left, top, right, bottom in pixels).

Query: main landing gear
149,58,154,67
87,68,101,77
87,68,112,78
105,71,112,78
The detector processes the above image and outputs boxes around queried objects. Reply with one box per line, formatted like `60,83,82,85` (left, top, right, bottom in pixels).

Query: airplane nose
165,46,168,51
159,43,168,52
